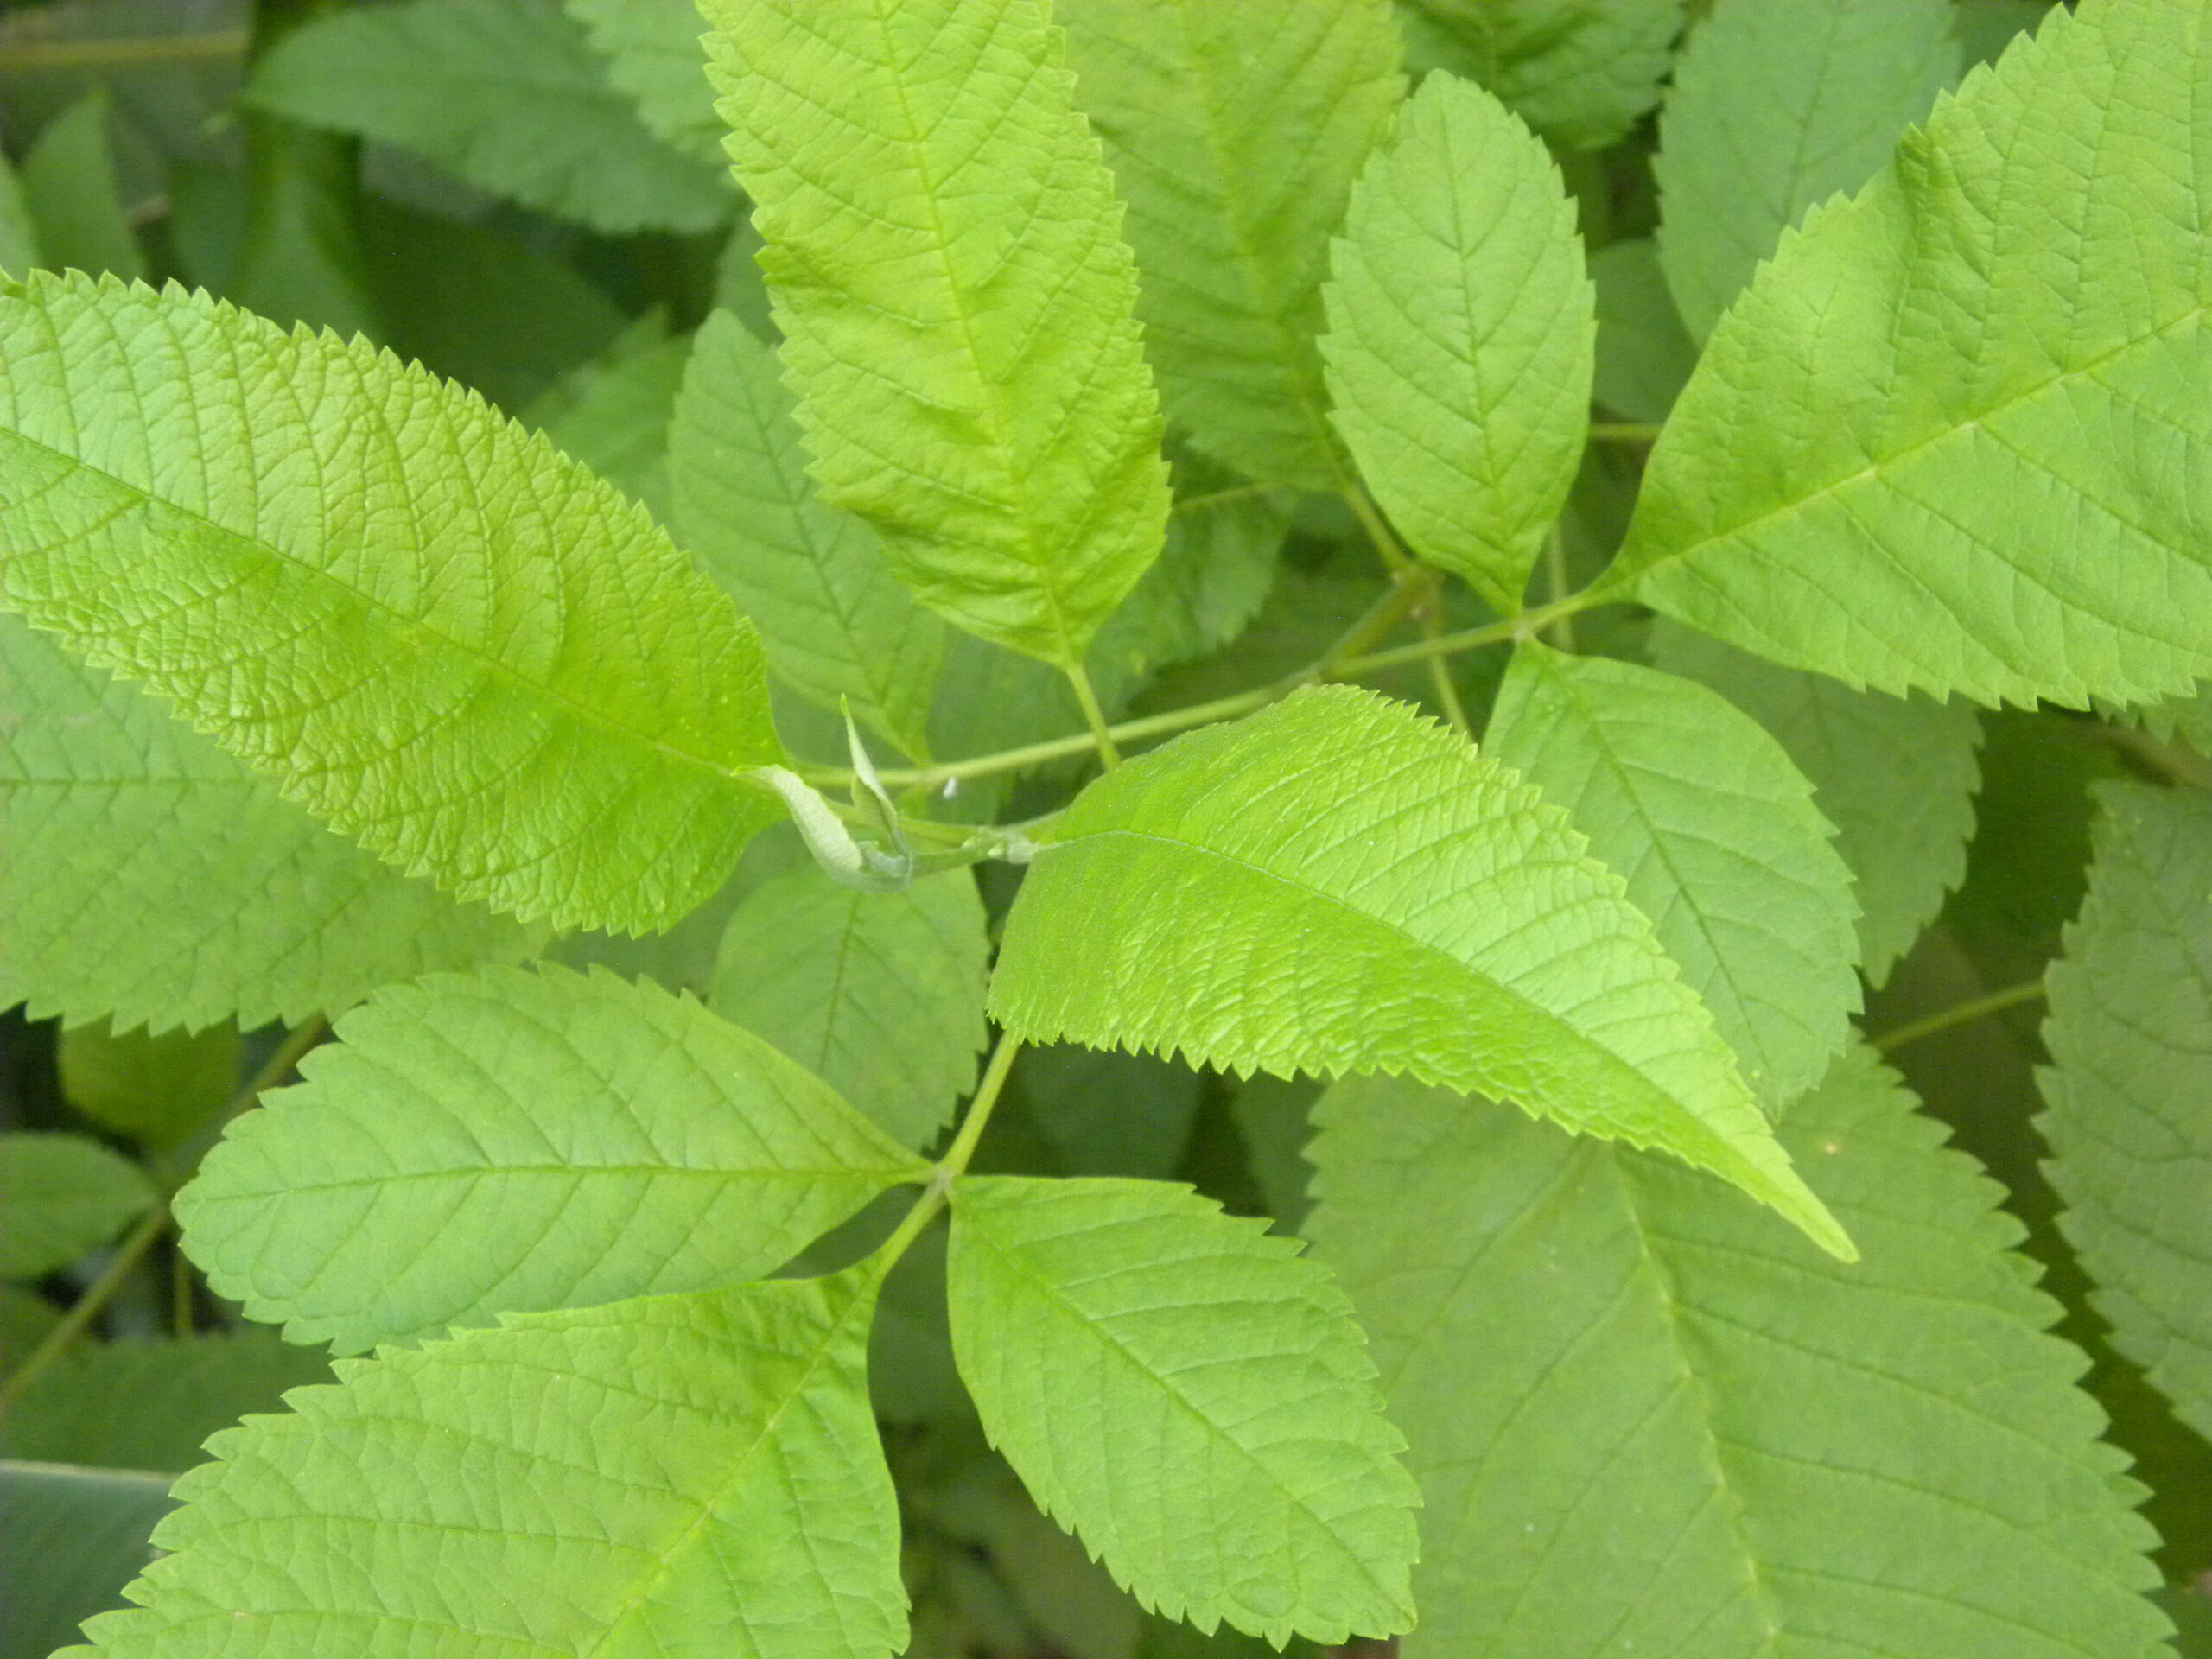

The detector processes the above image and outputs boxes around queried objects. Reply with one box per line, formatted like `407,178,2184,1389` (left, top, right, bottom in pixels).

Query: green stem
1872,980,2047,1052
1542,525,1576,650
865,1033,1024,1281
1065,660,1122,770
1172,481,1286,516
1338,591,1595,676
0,1017,328,1409
1590,422,1663,443
0,30,248,69
1342,486,1414,574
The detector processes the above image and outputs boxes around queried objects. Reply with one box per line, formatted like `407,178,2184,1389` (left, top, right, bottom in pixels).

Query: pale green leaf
947,1174,1418,1645
526,315,690,524
247,0,734,234
20,92,144,282
701,0,1172,666
1057,0,1402,487
1653,619,1982,985
1488,642,1860,1109
0,271,784,935
711,868,990,1149
2041,782,2212,1442
1321,71,1592,614
175,964,925,1353
0,1332,334,1472
0,615,543,1034
1591,238,1696,425
991,684,1851,1256
567,0,723,163
0,150,40,276
1398,0,1685,151
70,1274,907,1659
1307,1047,2171,1657
1656,0,1958,342
1605,1,2212,709
670,308,944,760
60,1023,238,1150
0,1133,156,1280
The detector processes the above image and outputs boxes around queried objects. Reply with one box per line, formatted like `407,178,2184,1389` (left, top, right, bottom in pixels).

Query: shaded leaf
568,0,723,163
1606,2,2212,709
0,150,40,276
1307,1047,2171,1657
1656,0,1958,342
20,92,143,282
1322,71,1592,613
0,1461,173,1659
1399,0,1685,150
701,0,1171,665
991,684,1849,1256
0,271,783,935
248,0,734,233
1058,0,1402,487
526,315,690,524
712,868,990,1149
0,1133,156,1280
2042,782,2212,1442
70,1274,907,1659
59,1023,238,1151
1652,620,1981,985
176,964,925,1352
670,308,944,760
0,1332,334,1473
1488,641,1860,1109
947,1175,1417,1645
1591,238,1696,425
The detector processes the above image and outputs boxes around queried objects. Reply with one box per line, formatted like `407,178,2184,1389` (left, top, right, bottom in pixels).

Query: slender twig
2089,722,2212,791
1338,592,1596,677
1542,525,1576,651
0,1017,327,1409
1341,486,1414,575
0,29,248,69
865,1033,1024,1281
1171,481,1287,516
1589,422,1663,443
1871,980,2047,1052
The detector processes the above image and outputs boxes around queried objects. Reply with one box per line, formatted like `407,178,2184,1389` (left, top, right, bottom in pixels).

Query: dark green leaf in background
1398,0,1686,151
0,1133,156,1281
18,92,143,282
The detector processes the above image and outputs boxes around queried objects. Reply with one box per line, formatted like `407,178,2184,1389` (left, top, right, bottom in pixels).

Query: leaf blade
71,1274,907,1659
947,1174,1417,1646
1487,641,1861,1109
2041,782,2212,1442
699,0,1172,665
0,1132,157,1279
1322,70,1592,613
1607,1,2212,709
175,964,925,1353
0,271,784,935
1307,1048,2171,1657
989,683,1851,1257
1058,0,1402,488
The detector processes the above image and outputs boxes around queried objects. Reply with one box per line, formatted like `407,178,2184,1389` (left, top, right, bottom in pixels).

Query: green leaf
19,92,144,283
1398,0,1686,151
175,964,925,1353
946,1174,1418,1645
0,271,784,936
567,0,724,164
1605,1,2212,709
0,1133,156,1280
0,615,542,1035
1652,619,1982,986
1958,0,2058,69
990,684,1852,1257
670,308,945,760
1015,1045,1204,1182
69,1274,908,1659
1655,0,1958,342
2136,683,2212,757
1056,0,1402,488
1,1461,174,1659
0,150,41,276
59,1023,238,1151
1487,641,1861,1109
2042,782,2212,1443
0,1286,62,1378
246,0,734,234
701,0,1173,667
711,868,990,1149
0,1332,334,1473
1321,70,1592,614
1591,238,1697,425
1306,1046,2171,1657
526,315,691,524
